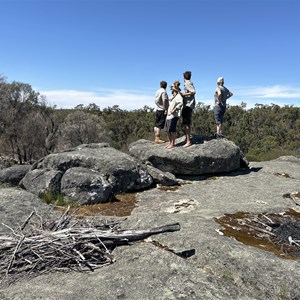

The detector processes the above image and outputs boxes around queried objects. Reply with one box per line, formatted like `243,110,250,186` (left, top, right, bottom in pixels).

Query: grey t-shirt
215,86,230,106
183,80,196,110
155,88,169,111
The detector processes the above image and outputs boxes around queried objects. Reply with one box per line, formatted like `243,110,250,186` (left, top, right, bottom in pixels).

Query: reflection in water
215,209,300,259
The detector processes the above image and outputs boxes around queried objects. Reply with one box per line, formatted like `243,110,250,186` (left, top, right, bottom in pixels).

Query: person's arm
227,91,233,99
183,82,196,97
217,88,222,105
162,92,168,113
184,91,195,97
171,96,183,113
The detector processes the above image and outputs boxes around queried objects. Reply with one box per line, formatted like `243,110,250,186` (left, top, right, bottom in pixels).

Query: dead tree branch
0,209,180,287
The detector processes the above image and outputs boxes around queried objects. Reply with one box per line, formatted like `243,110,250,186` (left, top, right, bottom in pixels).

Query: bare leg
183,125,191,147
216,123,223,135
216,123,224,138
167,132,176,149
165,132,172,148
154,127,165,143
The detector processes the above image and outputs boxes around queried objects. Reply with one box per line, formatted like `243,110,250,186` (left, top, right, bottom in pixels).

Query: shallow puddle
215,209,300,259
56,193,137,217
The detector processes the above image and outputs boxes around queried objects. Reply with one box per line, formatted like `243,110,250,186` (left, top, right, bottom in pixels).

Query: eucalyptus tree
57,110,111,150
0,80,57,163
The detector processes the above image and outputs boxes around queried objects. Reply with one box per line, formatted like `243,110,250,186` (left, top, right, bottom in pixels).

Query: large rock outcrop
129,136,243,175
2,138,248,205
20,143,153,204
1,156,300,300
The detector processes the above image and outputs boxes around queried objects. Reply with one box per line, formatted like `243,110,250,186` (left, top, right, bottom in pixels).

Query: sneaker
155,138,165,144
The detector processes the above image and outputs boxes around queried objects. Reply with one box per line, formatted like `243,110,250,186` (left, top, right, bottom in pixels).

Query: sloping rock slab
128,137,241,175
146,164,179,186
0,187,57,235
26,143,152,199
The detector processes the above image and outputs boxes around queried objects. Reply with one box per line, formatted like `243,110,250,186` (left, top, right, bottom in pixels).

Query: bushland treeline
0,76,299,164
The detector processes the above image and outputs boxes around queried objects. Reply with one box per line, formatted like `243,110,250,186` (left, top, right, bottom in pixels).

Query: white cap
217,77,224,83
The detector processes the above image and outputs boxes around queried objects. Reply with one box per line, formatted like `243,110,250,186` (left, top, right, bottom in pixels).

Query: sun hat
170,85,181,92
173,80,181,89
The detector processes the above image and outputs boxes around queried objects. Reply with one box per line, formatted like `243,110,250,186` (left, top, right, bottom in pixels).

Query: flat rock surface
1,156,300,300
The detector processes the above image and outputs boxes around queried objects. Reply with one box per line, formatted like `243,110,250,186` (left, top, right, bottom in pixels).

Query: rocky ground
1,156,300,300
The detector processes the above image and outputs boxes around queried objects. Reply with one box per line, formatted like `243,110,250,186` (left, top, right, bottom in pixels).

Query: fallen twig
241,222,276,236
6,236,25,275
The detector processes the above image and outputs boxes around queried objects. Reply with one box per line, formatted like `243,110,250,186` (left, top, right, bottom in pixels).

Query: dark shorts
164,117,179,133
182,107,193,126
214,104,226,124
155,110,166,129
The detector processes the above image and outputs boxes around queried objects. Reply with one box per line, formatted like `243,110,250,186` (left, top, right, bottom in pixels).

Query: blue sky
1,0,300,110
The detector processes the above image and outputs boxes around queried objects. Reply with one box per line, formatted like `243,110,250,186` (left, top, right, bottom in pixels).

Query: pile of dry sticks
0,207,180,285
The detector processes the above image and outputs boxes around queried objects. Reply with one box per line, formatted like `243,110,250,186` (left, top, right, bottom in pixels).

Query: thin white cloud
237,85,300,99
41,89,154,110
232,85,300,108
40,84,300,111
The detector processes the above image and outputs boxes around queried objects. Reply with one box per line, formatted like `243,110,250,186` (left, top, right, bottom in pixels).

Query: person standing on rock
164,83,183,149
181,71,196,147
154,80,169,143
214,77,233,138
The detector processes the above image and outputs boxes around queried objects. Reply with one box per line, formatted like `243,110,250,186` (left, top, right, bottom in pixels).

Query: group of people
154,71,233,149
154,71,196,149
